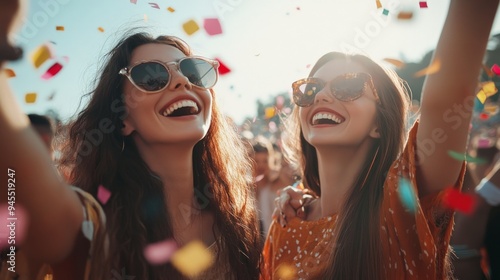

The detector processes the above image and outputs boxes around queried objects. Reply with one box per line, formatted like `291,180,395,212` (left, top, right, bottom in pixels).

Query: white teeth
162,99,198,116
312,112,342,124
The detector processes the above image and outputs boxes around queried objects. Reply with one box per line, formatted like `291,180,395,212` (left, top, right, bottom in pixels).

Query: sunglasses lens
330,75,366,102
293,80,323,107
130,62,169,92
180,58,217,88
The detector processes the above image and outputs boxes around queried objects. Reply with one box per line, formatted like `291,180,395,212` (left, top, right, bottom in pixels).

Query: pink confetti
419,1,428,8
97,185,112,205
203,18,223,36
130,0,137,3
215,58,231,75
0,204,29,250
492,64,500,76
41,62,63,80
149,2,159,9
144,239,178,265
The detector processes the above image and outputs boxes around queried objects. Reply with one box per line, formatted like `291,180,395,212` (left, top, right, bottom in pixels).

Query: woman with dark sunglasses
0,5,260,279
262,1,499,279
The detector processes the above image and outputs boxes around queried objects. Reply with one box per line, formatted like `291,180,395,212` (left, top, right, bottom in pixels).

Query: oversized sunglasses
291,72,380,107
119,56,220,93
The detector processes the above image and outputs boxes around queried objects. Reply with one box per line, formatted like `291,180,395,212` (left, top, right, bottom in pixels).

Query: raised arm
417,0,499,196
0,1,83,263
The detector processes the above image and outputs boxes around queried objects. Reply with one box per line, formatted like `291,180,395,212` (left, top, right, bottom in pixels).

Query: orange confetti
30,44,53,69
483,64,495,77
167,6,175,12
414,59,441,77
56,26,64,31
171,241,214,278
276,263,296,280
265,107,276,119
376,0,382,8
98,27,105,32
182,19,200,36
383,58,405,68
397,11,414,20
25,93,37,104
4,68,15,78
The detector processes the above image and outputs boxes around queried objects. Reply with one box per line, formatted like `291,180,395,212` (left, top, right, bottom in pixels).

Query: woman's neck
316,141,373,218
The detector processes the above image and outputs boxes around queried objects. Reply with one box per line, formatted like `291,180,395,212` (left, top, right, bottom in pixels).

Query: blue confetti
398,178,417,213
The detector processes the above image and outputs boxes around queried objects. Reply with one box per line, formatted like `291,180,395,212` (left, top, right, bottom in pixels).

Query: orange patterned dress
261,122,465,279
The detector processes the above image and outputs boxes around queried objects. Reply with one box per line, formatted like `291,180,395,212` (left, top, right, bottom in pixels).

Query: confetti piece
382,9,389,16
376,0,382,9
481,81,497,97
477,137,494,148
492,64,500,76
296,6,301,11
479,113,489,120
25,93,37,103
265,107,276,119
0,204,28,249
397,11,414,20
182,19,200,36
442,188,476,214
47,92,56,101
419,1,428,8
56,26,64,31
4,68,15,78
98,27,105,32
477,90,487,104
30,44,53,69
398,178,417,213
144,14,149,22
447,150,488,164
276,263,296,280
97,185,112,205
484,104,498,114
383,58,405,68
41,62,63,80
149,2,159,9
130,0,137,3
414,59,441,77
167,6,175,12
171,240,214,278
215,58,231,75
144,239,178,265
203,18,223,36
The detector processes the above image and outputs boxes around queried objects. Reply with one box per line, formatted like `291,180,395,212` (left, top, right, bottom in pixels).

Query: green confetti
447,150,488,164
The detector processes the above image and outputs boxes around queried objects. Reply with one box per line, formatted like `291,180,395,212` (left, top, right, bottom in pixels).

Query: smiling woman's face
299,59,380,148
121,43,212,146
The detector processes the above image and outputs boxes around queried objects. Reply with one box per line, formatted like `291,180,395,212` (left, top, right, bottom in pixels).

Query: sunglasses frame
119,56,220,93
292,72,381,107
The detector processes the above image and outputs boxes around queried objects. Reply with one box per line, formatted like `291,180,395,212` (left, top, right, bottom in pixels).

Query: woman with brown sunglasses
0,2,260,279
262,1,499,279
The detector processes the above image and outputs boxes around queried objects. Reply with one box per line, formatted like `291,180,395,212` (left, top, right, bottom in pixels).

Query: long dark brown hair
285,52,410,279
59,32,260,279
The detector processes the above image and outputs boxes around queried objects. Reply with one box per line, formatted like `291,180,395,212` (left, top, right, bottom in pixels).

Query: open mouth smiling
161,99,200,117
311,111,345,125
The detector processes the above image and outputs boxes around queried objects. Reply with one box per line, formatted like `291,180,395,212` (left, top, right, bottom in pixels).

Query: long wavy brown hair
285,52,410,279
59,32,261,279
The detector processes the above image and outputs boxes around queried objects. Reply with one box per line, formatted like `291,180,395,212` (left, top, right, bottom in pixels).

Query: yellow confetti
265,107,276,119
4,68,15,78
171,241,214,278
397,11,414,20
376,0,382,9
383,58,405,68
276,263,296,280
182,19,200,36
414,59,441,77
30,44,52,69
167,6,175,12
56,26,64,31
25,93,37,104
98,27,105,32
476,90,487,104
481,81,497,97
484,104,498,114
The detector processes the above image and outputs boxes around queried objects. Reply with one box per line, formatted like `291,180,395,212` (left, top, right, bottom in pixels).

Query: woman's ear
121,120,134,136
369,126,381,139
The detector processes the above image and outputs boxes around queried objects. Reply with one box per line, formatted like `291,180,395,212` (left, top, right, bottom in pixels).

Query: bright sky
6,0,500,124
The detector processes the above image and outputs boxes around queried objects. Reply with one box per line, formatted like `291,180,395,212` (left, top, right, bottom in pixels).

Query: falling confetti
203,18,223,36
492,64,500,76
56,26,64,31
484,104,499,114
442,188,476,214
41,62,63,80
171,240,214,278
276,263,296,280
98,27,105,32
397,11,414,20
215,58,231,75
414,59,441,77
130,0,137,3
479,113,489,120
376,0,382,9
265,107,276,119
25,93,37,103
47,91,56,101
30,44,53,69
149,2,160,9
383,58,405,68
398,178,417,213
419,1,428,8
4,68,15,78
97,185,112,205
182,19,200,36
144,239,178,265
447,150,487,164
382,9,389,16
481,81,497,97
0,204,29,249
477,90,487,104
167,6,175,12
